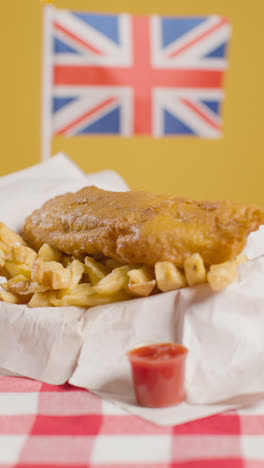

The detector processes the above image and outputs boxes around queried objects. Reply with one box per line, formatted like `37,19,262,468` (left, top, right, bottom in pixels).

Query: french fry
50,283,94,307
44,263,71,290
0,289,18,304
2,274,43,293
84,256,108,285
28,291,56,308
128,280,156,297
0,241,12,261
38,244,63,262
128,265,154,284
0,223,26,247
127,265,156,297
235,254,248,266
207,261,238,291
2,274,49,304
31,257,72,290
184,253,207,286
103,258,123,271
5,261,32,280
51,284,131,307
31,257,44,284
67,259,85,287
155,261,187,292
2,275,32,295
12,245,37,267
93,266,130,296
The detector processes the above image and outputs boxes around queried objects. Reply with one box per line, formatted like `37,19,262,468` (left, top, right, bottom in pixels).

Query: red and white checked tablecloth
0,375,263,468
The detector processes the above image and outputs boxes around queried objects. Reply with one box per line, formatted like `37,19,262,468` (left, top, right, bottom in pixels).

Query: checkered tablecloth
0,376,264,467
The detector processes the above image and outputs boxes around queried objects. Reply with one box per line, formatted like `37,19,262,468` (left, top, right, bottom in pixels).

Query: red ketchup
127,343,188,408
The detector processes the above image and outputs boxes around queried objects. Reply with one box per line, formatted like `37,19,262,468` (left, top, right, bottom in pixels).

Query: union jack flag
42,7,231,157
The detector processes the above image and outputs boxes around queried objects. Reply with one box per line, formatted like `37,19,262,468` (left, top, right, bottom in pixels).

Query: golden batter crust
23,186,264,267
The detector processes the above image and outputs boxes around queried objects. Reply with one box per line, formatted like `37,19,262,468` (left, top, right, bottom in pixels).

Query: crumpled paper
0,153,128,232
0,154,264,426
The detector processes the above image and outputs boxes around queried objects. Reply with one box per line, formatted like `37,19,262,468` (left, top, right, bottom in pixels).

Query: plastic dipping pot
127,343,188,408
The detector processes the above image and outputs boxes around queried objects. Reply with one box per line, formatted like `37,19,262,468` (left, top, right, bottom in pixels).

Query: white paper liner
0,154,264,426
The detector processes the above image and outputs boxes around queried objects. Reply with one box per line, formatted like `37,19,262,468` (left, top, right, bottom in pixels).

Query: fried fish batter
23,186,264,267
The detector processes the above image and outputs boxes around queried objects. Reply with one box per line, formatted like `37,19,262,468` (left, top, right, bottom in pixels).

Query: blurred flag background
1,0,264,204
46,7,231,155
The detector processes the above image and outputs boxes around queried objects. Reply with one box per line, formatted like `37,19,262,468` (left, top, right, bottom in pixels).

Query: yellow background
1,0,264,203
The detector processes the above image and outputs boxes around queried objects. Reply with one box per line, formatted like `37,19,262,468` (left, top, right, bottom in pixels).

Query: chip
38,244,63,262
207,261,238,291
184,253,207,286
155,261,186,292
84,257,108,285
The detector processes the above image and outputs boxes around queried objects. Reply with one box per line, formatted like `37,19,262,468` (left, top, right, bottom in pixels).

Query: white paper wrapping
183,256,264,403
0,154,264,426
0,303,84,384
243,225,264,259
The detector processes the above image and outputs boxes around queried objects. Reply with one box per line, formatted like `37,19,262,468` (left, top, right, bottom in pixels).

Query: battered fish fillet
23,186,264,267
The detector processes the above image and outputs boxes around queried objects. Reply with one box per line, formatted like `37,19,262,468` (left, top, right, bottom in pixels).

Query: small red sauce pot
127,343,188,408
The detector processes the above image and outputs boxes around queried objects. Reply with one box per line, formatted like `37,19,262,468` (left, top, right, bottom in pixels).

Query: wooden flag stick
41,5,54,161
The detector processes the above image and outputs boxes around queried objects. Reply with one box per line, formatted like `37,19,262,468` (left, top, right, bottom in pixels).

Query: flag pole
41,5,54,161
